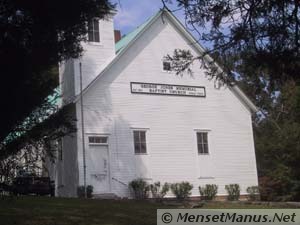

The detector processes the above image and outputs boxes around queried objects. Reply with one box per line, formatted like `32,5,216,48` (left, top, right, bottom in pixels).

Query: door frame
86,133,112,193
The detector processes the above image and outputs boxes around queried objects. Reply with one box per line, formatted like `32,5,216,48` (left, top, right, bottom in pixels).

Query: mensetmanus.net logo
157,209,300,225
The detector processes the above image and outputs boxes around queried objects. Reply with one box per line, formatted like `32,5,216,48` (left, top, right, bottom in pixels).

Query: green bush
246,186,260,201
258,176,300,201
170,182,193,200
149,182,169,199
129,178,149,199
225,184,240,201
77,185,93,198
199,184,218,200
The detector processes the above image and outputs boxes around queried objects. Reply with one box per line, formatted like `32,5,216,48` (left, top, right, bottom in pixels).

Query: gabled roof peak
78,9,258,113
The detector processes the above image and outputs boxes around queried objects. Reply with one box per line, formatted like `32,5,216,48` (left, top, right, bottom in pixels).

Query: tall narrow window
197,132,209,154
57,138,63,161
163,61,171,71
133,131,147,154
88,19,100,42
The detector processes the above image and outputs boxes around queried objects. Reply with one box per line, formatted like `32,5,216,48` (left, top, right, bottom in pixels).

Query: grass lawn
0,196,293,225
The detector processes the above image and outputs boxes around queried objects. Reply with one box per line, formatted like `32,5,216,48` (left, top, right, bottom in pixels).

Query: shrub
129,178,149,199
258,176,299,201
259,176,278,201
290,180,300,201
170,182,193,200
199,184,218,200
225,184,240,201
149,182,169,200
246,186,260,201
77,185,93,198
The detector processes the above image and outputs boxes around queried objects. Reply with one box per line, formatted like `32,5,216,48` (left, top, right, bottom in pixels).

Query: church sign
130,82,206,97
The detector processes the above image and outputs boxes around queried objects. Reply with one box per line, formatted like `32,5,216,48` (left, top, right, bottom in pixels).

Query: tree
0,90,76,180
162,0,300,200
254,81,300,201
0,0,115,142
162,0,300,92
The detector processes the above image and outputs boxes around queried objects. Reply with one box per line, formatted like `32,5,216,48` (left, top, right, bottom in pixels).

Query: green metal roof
115,12,158,53
48,87,61,107
3,87,61,144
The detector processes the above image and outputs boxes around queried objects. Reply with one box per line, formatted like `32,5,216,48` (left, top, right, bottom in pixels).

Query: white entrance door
87,144,110,194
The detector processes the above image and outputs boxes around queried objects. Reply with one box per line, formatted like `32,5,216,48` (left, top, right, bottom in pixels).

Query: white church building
51,9,259,198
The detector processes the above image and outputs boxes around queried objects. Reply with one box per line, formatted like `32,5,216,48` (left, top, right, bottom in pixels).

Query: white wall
59,59,75,104
59,17,115,100
55,16,116,197
75,14,258,198
74,17,116,96
53,104,79,197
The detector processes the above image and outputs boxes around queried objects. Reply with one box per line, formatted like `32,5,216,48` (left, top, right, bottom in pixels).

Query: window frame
88,135,109,146
133,130,147,155
57,138,63,161
162,60,172,72
196,131,210,155
88,19,100,43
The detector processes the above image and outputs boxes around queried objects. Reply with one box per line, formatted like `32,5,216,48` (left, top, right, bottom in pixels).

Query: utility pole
79,62,87,198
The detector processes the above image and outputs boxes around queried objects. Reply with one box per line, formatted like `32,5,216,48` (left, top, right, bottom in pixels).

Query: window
133,131,147,154
88,136,108,145
163,61,171,71
88,19,100,42
57,138,63,161
197,132,209,154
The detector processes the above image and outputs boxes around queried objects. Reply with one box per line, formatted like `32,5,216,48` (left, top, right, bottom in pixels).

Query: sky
111,0,214,50
113,0,185,36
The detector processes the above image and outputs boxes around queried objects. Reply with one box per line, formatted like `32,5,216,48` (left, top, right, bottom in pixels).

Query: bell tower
59,13,116,103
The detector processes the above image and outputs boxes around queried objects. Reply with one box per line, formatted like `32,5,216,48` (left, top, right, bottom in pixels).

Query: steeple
60,13,116,103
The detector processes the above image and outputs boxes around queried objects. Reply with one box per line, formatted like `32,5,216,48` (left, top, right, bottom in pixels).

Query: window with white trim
88,19,100,42
88,136,108,145
133,131,147,154
197,132,209,154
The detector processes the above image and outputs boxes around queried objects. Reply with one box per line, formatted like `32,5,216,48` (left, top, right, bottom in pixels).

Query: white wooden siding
59,60,75,103
51,105,79,197
72,15,258,198
74,18,116,96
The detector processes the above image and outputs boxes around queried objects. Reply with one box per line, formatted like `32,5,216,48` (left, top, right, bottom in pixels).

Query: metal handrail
112,177,127,186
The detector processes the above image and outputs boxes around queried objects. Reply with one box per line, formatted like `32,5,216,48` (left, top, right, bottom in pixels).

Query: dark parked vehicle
12,176,55,196
0,182,12,197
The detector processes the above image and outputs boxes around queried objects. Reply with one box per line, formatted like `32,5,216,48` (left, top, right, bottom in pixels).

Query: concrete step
93,193,120,200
